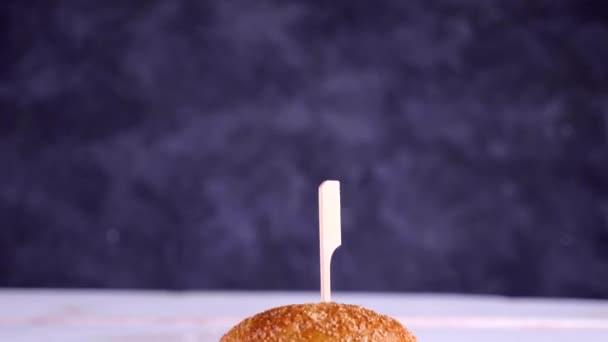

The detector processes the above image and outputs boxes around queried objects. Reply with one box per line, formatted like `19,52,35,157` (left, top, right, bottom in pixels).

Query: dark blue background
1,0,608,298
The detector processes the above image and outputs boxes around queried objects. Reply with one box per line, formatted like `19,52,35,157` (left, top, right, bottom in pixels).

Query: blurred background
1,0,607,298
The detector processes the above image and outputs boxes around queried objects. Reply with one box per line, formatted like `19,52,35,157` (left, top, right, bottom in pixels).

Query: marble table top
2,289,608,341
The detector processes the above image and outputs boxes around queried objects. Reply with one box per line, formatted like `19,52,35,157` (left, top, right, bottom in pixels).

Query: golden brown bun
220,302,417,342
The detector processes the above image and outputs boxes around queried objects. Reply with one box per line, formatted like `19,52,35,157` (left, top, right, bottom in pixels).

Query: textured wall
1,0,608,298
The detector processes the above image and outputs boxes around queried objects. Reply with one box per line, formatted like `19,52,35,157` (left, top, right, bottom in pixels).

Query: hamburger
220,301,417,342
221,181,417,341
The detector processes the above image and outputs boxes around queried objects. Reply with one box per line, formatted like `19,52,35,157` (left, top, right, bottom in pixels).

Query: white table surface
1,289,608,341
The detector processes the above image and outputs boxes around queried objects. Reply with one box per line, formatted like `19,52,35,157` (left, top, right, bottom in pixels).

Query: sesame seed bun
220,302,417,342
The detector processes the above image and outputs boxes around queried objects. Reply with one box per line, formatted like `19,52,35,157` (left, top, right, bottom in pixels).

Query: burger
222,181,417,341
220,301,417,341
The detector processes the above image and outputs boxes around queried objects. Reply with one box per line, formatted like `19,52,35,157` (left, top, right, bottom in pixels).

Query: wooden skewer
318,180,342,303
